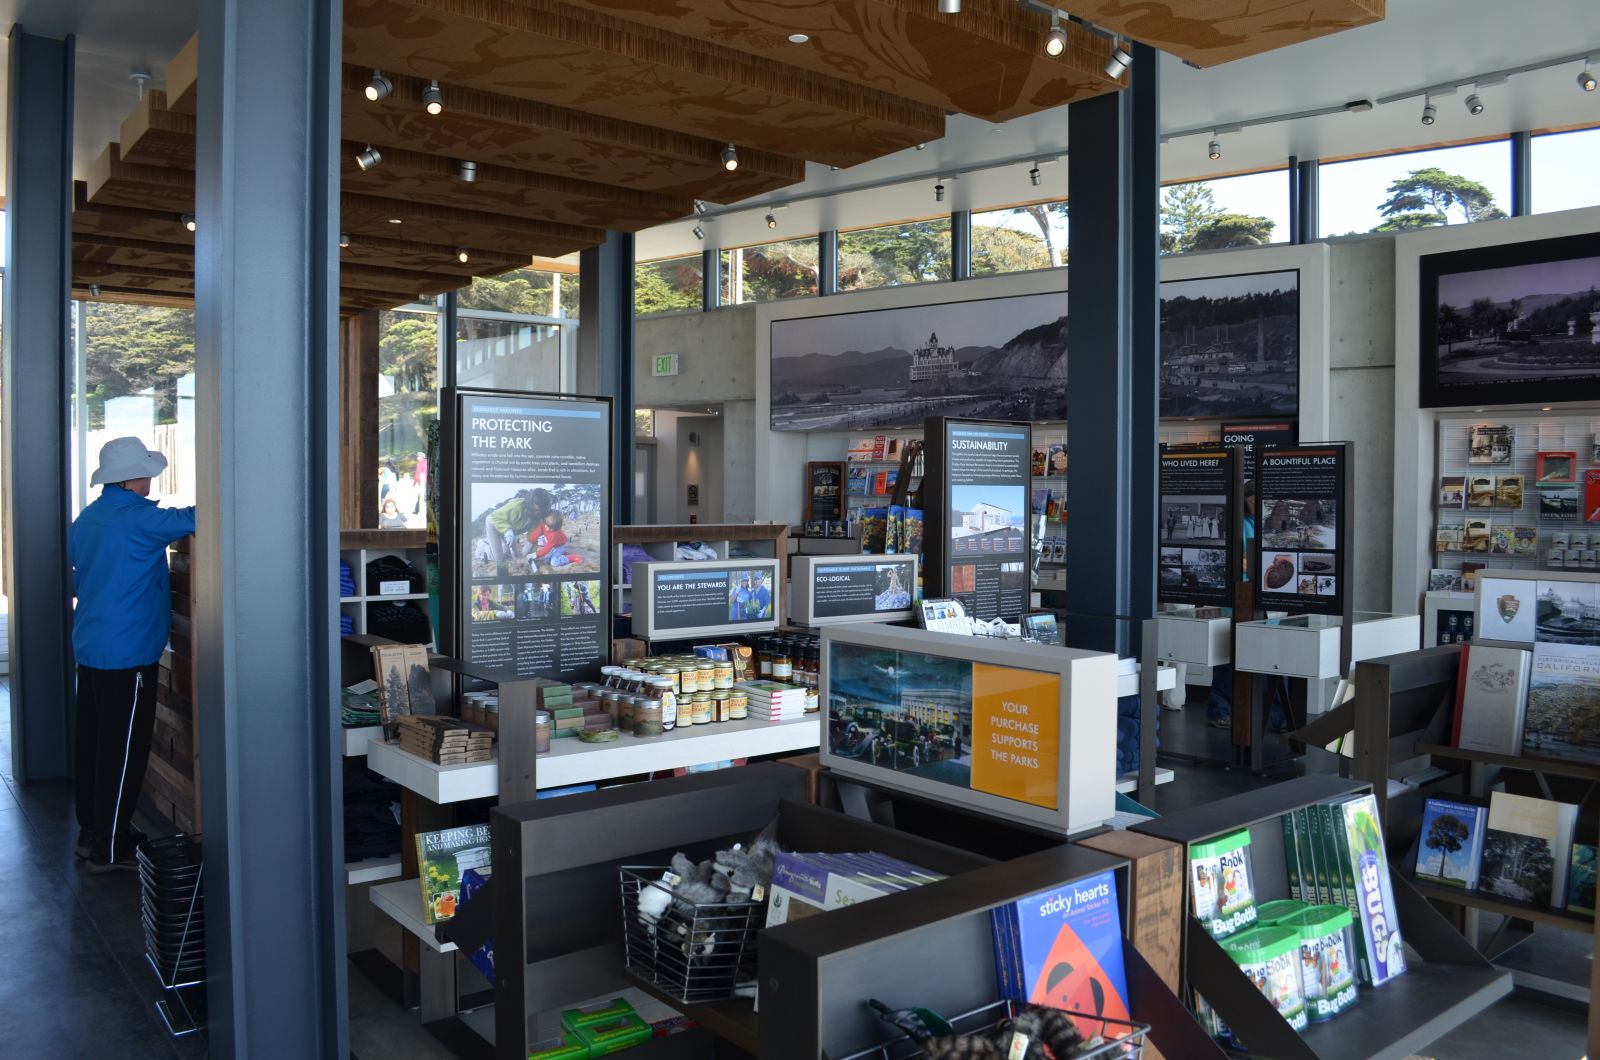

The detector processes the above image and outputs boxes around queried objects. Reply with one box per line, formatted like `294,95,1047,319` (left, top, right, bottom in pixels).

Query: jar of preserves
652,677,678,732
690,691,712,725
728,691,748,720
633,693,664,738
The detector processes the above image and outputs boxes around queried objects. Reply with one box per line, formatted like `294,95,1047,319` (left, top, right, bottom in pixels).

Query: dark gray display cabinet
1132,774,1510,1060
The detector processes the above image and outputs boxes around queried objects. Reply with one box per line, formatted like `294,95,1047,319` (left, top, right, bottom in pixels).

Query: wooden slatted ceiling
1064,0,1384,68
342,0,947,168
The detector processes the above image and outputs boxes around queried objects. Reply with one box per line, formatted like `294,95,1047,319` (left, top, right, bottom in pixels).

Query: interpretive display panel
1254,443,1349,616
923,417,1033,623
1220,420,1296,484
1158,447,1238,609
455,390,610,681
790,554,917,627
820,624,1118,834
634,558,781,641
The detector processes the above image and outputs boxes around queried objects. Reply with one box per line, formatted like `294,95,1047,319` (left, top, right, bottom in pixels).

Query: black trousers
74,663,159,861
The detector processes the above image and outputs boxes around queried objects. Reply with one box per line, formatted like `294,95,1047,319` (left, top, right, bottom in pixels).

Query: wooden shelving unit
339,528,431,639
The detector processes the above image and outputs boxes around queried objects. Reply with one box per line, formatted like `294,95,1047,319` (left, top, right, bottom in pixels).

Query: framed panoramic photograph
1419,233,1600,409
1158,269,1300,419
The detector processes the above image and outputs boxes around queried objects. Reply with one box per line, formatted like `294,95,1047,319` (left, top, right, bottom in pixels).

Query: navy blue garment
69,485,196,669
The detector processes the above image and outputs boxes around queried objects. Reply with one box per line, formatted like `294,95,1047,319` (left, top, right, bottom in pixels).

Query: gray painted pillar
193,0,348,1053
1064,43,1160,655
2,28,74,781
1510,130,1532,216
1295,157,1320,243
950,209,972,280
818,230,838,295
579,232,636,525
702,247,722,309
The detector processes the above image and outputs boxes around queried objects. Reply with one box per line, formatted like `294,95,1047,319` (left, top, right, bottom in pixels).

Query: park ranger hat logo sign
1497,594,1520,624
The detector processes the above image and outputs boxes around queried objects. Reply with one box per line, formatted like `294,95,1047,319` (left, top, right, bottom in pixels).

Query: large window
460,267,578,319
377,305,440,529
636,254,703,314
728,237,820,303
837,217,952,291
971,201,1068,275
1160,169,1288,254
1533,126,1600,214
1318,140,1510,237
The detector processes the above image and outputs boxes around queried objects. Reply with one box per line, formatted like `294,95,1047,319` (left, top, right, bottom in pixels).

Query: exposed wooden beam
338,139,692,231
166,34,197,114
344,0,945,167
74,233,196,274
338,69,801,203
119,90,196,169
340,192,602,258
557,0,1123,120
339,232,527,276
73,183,196,246
340,261,466,297
86,142,194,214
1061,0,1384,68
72,259,196,295
74,287,195,310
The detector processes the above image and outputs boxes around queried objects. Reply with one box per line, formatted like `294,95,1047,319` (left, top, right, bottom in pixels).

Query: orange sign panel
969,663,1060,809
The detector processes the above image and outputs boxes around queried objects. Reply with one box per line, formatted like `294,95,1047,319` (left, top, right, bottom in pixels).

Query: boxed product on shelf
1189,829,1257,938
1220,925,1307,1031
1281,905,1358,1022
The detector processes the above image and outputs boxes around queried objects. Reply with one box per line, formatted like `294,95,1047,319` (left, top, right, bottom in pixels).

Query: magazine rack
1131,774,1509,1060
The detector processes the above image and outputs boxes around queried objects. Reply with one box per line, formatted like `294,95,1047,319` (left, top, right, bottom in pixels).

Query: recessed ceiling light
788,32,809,44
456,247,469,263
387,217,402,224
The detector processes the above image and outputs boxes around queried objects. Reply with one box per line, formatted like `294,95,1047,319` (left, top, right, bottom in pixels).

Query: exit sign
652,354,680,377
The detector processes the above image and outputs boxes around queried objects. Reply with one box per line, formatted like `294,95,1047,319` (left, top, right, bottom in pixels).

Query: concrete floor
0,681,1590,1058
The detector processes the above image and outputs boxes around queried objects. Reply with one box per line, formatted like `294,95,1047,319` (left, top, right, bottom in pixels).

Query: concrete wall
634,308,757,407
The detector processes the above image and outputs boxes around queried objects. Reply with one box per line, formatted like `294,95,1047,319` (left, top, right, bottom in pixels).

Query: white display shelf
341,592,430,604
370,879,457,953
1234,611,1421,680
342,724,383,758
1152,610,1233,668
537,714,820,789
1115,662,1177,699
1116,766,1174,795
365,739,499,804
346,856,402,885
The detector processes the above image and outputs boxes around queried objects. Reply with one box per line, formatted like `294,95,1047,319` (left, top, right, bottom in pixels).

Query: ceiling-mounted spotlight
1207,139,1221,161
355,144,382,170
338,231,351,248
1029,165,1042,187
89,284,101,297
364,69,392,101
1580,60,1597,92
1464,92,1484,116
180,212,196,232
692,225,706,241
1044,12,1067,57
938,0,960,11
458,160,477,182
1104,39,1132,79
1420,98,1436,125
787,32,809,44
765,212,778,229
422,80,443,115
934,182,946,202
915,143,927,151
456,247,469,264
693,199,709,215
720,143,739,171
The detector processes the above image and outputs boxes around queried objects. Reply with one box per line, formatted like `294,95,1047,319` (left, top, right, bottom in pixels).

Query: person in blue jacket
69,438,196,873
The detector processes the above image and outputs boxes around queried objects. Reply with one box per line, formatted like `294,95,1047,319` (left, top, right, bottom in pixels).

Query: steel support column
2,28,74,782
579,232,636,525
1065,44,1160,655
193,0,347,1053
702,247,722,309
818,231,839,295
1295,157,1320,243
1511,131,1532,216
951,210,972,280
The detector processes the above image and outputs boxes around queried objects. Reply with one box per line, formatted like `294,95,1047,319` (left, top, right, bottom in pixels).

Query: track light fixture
765,212,778,229
1207,139,1221,161
692,225,706,241
1420,98,1436,125
934,182,946,202
89,284,102,297
456,248,469,264
180,212,196,232
355,144,382,170
1044,12,1067,57
1580,60,1597,92
423,80,443,115
939,0,960,12
339,232,351,248
1029,165,1042,187
721,143,739,171
693,199,709,215
1104,39,1132,79
1465,92,1484,115
458,160,477,182
364,69,392,101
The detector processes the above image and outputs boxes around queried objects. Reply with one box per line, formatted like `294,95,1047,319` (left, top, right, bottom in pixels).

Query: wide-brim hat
91,436,168,486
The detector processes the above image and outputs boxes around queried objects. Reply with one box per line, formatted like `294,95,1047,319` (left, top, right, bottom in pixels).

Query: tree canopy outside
459,267,579,318
1378,167,1507,227
83,302,196,427
1159,182,1277,255
636,256,704,315
838,218,953,290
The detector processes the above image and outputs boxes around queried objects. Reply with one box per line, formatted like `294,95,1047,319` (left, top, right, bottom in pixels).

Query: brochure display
789,554,917,627
819,623,1117,834
922,417,1033,624
451,390,611,682
806,460,846,523
632,558,781,641
1158,447,1239,610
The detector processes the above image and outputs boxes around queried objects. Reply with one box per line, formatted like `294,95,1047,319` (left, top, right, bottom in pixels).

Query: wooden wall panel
341,311,382,529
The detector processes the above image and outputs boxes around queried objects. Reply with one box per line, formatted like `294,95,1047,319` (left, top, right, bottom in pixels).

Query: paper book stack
397,714,495,764
736,680,809,720
766,851,942,927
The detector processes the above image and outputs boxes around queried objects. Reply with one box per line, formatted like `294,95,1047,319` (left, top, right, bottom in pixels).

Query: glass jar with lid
652,677,678,731
633,689,664,738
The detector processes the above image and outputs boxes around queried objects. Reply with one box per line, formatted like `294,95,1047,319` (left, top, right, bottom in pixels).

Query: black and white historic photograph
769,293,1067,431
1158,269,1300,419
1433,255,1600,387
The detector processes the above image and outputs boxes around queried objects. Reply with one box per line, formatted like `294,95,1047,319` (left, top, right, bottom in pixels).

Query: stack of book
1413,791,1593,917
736,680,808,721
397,714,495,764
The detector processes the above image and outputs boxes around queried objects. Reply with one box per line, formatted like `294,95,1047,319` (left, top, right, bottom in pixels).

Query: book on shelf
846,436,884,463
1468,424,1514,465
1451,643,1530,755
846,467,870,496
1428,568,1460,591
1537,451,1577,485
1479,790,1579,908
1569,833,1598,918
1489,527,1512,555
991,869,1130,1037
1496,475,1525,509
416,823,492,924
1434,526,1462,553
1414,796,1488,889
1046,444,1068,475
859,507,888,553
1334,794,1406,986
1524,641,1600,764
1587,470,1600,523
1463,518,1492,553
1467,475,1495,509
1030,446,1048,478
1512,525,1539,557
1439,475,1466,509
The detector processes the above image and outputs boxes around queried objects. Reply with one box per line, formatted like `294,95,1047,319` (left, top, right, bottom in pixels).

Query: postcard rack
1132,775,1509,1060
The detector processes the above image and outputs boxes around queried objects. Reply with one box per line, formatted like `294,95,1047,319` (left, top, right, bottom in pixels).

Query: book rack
1132,774,1510,1060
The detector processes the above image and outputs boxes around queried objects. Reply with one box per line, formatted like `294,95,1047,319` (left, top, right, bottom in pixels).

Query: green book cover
1568,843,1597,918
1305,805,1330,905
1293,807,1321,906
415,823,492,925
1320,803,1346,908
1329,799,1361,914
1282,814,1302,902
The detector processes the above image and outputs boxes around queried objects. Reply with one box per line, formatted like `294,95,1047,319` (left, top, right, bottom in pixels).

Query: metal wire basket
618,865,764,1004
836,999,1150,1060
